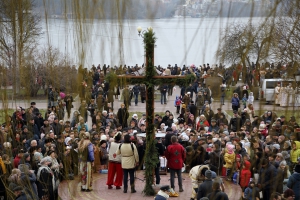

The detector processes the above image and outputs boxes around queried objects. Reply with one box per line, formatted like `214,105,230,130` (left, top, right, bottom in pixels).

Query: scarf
37,165,55,191
0,158,6,174
157,190,169,199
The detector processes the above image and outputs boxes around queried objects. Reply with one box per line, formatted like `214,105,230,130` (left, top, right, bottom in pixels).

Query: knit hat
205,170,212,179
23,153,30,160
281,151,290,159
285,140,291,147
226,144,234,154
211,171,217,179
236,154,241,159
272,144,280,150
284,189,295,198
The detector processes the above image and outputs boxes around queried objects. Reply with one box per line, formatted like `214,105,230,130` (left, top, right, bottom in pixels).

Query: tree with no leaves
0,0,42,94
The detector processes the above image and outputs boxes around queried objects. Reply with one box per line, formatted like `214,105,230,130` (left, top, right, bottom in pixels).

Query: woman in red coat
240,160,252,191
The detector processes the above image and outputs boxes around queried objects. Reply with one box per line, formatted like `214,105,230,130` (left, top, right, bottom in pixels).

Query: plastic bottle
99,169,108,174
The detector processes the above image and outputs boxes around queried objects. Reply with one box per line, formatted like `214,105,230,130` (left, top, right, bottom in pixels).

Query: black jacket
258,163,277,190
229,117,242,132
197,179,213,200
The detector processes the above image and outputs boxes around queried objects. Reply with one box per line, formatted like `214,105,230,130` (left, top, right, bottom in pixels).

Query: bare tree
216,19,277,67
273,2,300,62
0,0,42,94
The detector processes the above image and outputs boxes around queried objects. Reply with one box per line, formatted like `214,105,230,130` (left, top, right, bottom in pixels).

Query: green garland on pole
142,28,158,196
106,73,196,87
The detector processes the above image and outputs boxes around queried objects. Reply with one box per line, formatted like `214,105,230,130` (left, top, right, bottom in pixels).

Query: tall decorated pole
141,27,158,196
108,26,195,196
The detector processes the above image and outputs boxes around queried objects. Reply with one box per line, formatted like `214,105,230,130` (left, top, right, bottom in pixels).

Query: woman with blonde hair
78,132,94,192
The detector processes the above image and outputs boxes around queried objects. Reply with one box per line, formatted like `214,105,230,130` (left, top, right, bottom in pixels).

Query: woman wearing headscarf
78,132,94,192
37,156,56,200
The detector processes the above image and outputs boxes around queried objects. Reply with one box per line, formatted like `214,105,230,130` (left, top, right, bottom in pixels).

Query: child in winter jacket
247,92,254,105
174,96,181,114
224,144,235,180
240,160,252,191
290,141,300,172
231,154,242,183
242,94,248,109
244,181,259,200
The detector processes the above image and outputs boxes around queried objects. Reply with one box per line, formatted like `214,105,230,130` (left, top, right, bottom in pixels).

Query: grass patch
0,109,47,123
0,88,77,100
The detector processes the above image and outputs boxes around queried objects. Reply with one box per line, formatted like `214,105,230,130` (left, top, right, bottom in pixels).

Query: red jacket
14,155,21,168
240,160,252,188
165,142,186,170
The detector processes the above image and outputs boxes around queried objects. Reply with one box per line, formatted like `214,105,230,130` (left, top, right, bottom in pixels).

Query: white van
260,78,295,102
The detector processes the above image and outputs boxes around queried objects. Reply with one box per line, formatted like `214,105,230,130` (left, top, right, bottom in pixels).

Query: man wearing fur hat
106,132,123,189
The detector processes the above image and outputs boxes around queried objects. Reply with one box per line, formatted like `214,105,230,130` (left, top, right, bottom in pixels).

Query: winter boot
131,184,136,193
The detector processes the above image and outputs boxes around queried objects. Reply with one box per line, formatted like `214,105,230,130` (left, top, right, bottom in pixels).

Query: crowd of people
0,62,299,200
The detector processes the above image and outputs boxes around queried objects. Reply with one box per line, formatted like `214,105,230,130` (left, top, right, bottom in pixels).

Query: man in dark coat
189,101,197,118
229,110,242,132
258,158,277,200
132,84,140,106
64,93,73,118
159,84,168,105
117,104,129,128
51,117,62,136
197,170,214,200
140,84,146,103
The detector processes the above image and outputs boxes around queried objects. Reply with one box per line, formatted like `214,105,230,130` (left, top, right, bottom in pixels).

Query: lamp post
137,26,154,65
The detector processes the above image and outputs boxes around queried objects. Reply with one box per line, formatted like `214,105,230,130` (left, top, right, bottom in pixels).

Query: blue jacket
231,97,240,107
244,186,259,200
287,172,300,200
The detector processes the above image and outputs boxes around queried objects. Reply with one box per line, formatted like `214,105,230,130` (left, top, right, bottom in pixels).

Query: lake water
41,17,261,68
